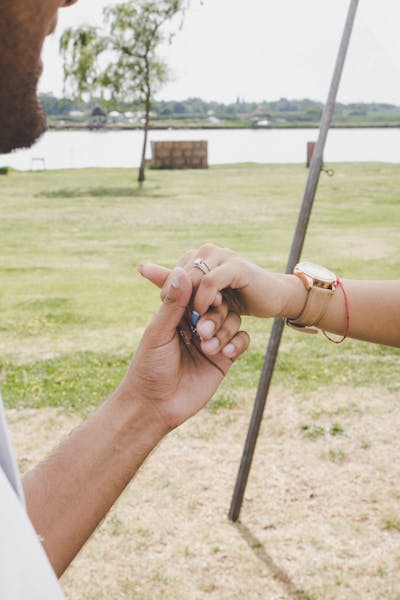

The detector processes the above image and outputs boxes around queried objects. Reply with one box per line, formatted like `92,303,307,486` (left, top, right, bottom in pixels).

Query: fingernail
203,337,219,353
191,310,200,328
222,343,235,357
198,319,215,338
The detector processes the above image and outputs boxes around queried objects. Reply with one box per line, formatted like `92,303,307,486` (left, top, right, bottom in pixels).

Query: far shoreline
47,123,400,132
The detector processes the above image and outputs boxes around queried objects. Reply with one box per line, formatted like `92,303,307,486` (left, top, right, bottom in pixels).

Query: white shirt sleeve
0,395,65,599
0,397,26,505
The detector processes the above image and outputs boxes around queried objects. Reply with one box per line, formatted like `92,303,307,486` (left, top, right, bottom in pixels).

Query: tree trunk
138,97,151,183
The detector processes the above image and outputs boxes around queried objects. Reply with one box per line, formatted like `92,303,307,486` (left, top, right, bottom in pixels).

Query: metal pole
229,0,360,522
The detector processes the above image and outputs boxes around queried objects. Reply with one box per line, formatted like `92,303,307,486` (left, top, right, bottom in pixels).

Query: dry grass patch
7,384,400,599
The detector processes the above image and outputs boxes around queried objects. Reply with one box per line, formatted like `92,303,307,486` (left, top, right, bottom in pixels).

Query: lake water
1,127,400,170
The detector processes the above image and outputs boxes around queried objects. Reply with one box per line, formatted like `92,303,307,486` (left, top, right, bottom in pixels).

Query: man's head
0,0,78,154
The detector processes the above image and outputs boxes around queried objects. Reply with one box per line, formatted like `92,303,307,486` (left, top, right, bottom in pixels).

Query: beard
0,62,47,154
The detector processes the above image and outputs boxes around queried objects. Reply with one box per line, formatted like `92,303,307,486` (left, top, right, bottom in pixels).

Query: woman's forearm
279,275,400,347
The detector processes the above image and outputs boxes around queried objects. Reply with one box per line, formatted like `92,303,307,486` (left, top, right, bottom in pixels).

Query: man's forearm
23,388,167,577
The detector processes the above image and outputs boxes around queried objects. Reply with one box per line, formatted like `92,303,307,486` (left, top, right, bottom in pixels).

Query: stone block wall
151,141,208,169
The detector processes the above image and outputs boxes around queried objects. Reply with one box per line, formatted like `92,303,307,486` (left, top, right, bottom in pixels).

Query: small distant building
90,105,107,128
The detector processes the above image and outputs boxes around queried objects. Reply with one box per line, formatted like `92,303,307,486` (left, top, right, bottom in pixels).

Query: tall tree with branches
60,0,186,182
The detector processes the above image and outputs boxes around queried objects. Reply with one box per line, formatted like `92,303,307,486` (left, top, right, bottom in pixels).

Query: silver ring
193,257,211,275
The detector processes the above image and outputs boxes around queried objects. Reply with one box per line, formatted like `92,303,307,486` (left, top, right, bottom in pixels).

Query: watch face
295,262,336,287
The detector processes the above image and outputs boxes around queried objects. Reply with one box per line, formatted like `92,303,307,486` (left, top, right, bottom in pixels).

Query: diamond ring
193,257,211,275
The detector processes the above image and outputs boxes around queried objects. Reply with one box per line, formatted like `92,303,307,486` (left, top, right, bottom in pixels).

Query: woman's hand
140,244,306,324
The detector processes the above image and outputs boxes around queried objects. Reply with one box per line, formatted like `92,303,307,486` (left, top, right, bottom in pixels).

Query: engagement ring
193,257,211,275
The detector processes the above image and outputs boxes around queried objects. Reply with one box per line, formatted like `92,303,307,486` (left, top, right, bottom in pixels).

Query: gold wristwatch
286,261,337,334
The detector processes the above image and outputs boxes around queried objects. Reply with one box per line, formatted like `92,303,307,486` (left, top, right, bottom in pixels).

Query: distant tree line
39,93,80,116
153,97,400,123
39,93,400,125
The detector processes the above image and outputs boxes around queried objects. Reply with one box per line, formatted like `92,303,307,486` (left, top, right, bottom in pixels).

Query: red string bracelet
322,278,350,344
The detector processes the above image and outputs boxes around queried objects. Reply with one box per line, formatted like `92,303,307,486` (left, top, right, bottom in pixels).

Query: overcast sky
40,0,400,104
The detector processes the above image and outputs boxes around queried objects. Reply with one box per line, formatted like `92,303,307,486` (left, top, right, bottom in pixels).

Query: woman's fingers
186,244,278,318
200,311,243,356
196,302,250,363
221,330,250,360
193,263,243,315
139,243,253,319
194,301,250,360
139,263,171,288
196,303,229,341
176,246,242,316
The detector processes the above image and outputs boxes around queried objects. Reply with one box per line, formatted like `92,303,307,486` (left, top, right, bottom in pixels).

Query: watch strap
286,285,334,333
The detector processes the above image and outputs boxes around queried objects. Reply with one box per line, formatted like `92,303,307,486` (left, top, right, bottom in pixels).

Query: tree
60,1,187,182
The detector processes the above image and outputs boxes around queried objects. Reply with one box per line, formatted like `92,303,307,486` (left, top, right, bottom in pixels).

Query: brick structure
151,141,208,169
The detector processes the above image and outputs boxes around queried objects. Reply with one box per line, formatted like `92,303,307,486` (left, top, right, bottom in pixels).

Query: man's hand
124,267,250,431
24,264,249,576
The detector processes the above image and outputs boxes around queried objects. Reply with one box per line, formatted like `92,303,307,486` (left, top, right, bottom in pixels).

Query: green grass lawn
0,163,399,413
